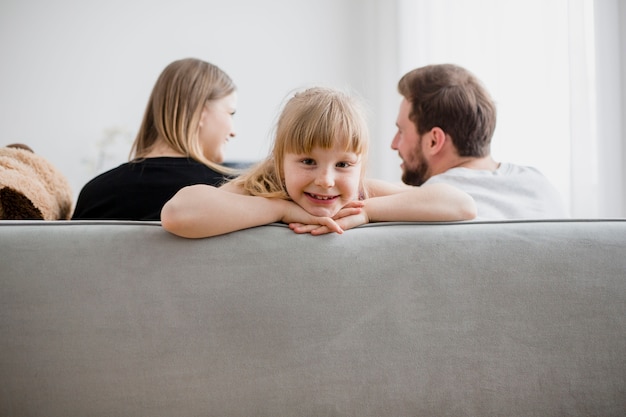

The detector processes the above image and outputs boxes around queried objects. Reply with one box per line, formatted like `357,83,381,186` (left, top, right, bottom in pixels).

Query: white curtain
390,0,625,218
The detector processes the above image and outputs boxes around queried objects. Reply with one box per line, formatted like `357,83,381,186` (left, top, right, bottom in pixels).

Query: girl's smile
283,146,362,217
304,192,339,204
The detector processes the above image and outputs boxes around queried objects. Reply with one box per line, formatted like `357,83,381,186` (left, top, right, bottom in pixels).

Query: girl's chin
303,205,340,218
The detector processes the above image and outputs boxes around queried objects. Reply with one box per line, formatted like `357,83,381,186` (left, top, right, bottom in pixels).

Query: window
391,0,625,217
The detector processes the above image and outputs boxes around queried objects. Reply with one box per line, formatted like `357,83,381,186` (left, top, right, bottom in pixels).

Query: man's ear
425,127,448,155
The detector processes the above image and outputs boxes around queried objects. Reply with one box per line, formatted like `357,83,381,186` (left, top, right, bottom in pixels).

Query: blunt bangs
279,88,368,157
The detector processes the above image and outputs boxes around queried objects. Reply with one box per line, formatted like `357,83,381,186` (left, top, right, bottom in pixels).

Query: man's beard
401,152,430,186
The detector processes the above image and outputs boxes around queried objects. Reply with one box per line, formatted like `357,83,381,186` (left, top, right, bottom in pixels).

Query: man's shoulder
427,162,547,182
424,162,567,219
496,162,545,177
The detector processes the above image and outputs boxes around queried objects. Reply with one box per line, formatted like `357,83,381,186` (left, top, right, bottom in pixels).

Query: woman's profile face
197,92,237,163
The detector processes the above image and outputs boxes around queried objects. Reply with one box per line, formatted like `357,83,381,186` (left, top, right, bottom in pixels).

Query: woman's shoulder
80,162,133,187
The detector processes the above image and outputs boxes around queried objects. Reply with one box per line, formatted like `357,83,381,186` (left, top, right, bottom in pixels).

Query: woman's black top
72,157,233,221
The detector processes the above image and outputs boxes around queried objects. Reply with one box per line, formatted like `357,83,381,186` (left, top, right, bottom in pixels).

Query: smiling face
198,91,237,163
283,145,362,217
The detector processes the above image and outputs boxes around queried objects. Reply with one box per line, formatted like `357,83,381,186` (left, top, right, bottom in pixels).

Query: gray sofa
1,219,625,416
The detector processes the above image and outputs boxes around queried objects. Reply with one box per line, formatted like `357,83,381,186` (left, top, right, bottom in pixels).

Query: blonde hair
233,86,369,199
130,58,236,174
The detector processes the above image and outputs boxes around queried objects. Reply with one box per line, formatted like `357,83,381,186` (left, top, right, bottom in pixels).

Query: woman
72,58,239,220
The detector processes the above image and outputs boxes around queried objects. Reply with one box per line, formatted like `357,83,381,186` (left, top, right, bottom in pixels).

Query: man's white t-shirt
423,163,568,220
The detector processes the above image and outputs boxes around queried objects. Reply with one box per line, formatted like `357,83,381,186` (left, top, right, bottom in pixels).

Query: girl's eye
338,159,359,168
301,158,315,165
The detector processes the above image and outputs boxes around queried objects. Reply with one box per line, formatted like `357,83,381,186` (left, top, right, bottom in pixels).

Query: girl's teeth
310,193,332,200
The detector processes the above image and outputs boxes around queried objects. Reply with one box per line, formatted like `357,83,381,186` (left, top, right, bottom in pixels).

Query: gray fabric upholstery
1,220,625,416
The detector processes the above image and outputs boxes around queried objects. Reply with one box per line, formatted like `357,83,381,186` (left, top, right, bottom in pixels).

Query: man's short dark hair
398,64,497,157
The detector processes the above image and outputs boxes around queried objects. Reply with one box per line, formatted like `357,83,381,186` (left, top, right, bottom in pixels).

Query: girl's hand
332,200,365,219
282,200,344,234
334,208,370,232
289,200,367,235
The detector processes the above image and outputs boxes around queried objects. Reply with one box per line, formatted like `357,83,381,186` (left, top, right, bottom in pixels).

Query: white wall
0,0,388,196
2,0,624,217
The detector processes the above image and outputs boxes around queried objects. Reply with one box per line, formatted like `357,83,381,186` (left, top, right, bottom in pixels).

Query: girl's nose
315,169,334,188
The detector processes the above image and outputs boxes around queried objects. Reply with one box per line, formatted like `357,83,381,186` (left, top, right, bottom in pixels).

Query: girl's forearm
161,185,287,238
364,183,476,222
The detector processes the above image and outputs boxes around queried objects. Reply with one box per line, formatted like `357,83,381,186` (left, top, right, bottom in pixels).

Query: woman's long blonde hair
232,86,370,199
130,58,236,174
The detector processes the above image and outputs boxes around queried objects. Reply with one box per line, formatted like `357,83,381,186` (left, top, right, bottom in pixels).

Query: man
392,63,568,220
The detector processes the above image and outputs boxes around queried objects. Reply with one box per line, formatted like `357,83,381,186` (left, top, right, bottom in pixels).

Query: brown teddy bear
0,143,73,220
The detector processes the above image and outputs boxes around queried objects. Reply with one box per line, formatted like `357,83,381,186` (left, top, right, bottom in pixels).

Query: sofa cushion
1,220,625,416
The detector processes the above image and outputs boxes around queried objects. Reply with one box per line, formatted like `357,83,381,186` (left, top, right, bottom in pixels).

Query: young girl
161,87,476,238
72,58,239,221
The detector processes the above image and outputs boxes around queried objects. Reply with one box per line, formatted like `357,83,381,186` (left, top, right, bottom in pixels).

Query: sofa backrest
1,220,625,416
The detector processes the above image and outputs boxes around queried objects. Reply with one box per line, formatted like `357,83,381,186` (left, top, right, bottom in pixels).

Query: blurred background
1,0,624,217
